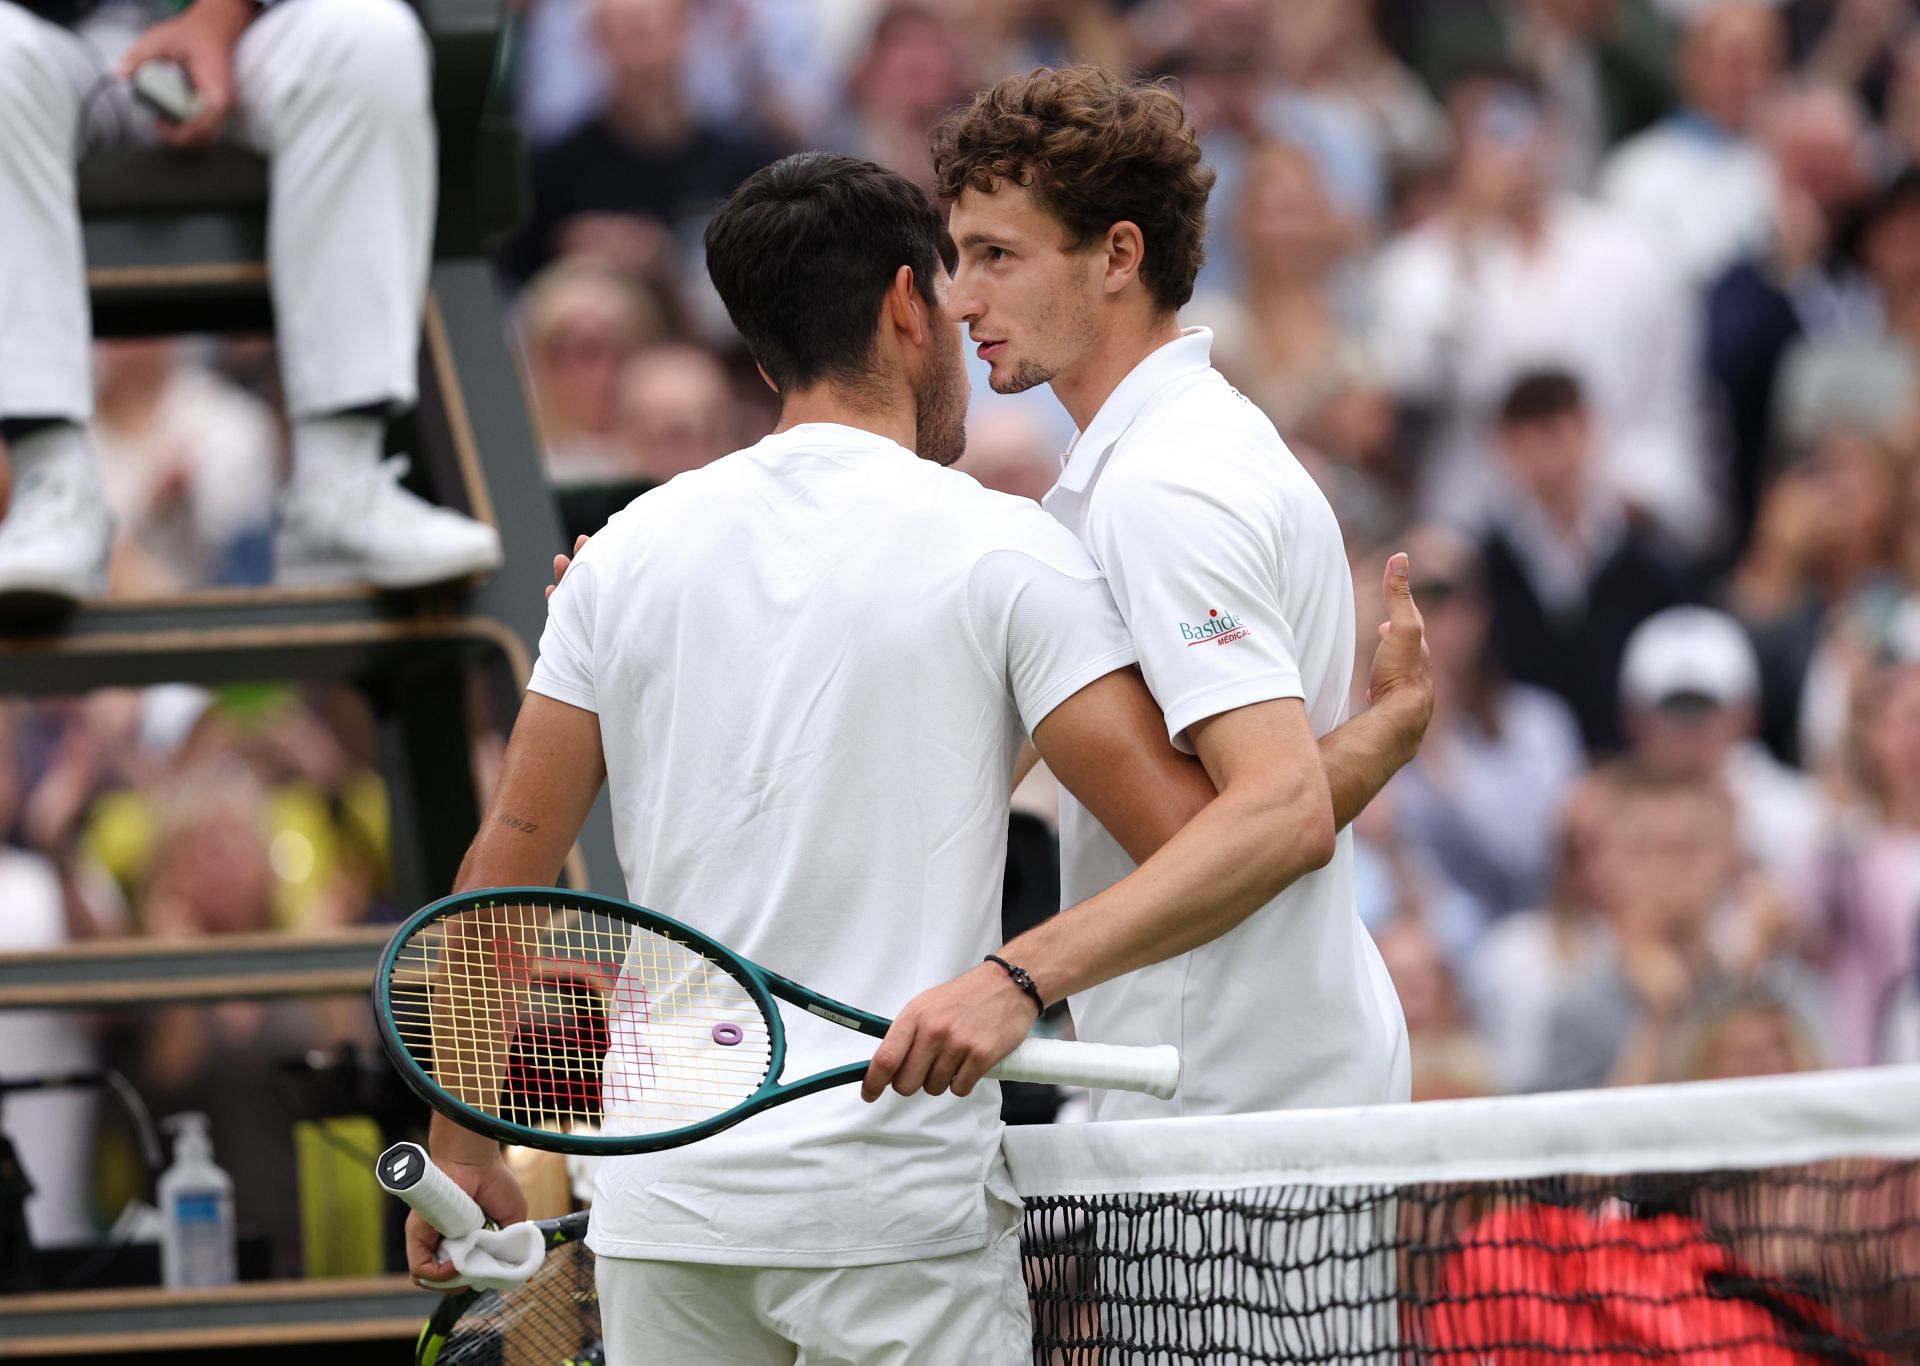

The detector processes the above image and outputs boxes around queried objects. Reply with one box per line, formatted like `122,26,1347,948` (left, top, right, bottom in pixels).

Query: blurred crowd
492,0,1920,1105
11,0,1920,1260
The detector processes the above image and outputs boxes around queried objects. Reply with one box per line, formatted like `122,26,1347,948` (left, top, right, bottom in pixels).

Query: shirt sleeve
527,556,600,714
965,547,1138,737
1089,464,1304,753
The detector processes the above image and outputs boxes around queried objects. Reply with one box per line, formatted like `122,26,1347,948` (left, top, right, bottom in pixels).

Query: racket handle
376,1141,486,1239
989,1038,1180,1099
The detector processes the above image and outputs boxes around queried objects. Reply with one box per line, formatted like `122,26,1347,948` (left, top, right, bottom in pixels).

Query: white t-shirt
1042,329,1409,1120
528,422,1137,1267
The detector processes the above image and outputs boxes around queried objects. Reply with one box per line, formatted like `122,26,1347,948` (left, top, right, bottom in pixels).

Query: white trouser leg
230,0,435,420
0,2,93,421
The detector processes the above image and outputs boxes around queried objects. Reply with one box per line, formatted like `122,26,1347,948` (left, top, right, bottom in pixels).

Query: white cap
1620,607,1761,710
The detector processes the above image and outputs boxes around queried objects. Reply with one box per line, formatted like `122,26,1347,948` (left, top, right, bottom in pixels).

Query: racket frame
374,886,892,1156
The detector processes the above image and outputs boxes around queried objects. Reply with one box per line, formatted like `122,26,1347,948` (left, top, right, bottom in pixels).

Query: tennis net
1003,1066,1920,1364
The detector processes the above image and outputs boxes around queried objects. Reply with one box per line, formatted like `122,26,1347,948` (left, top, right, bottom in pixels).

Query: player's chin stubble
991,357,1055,395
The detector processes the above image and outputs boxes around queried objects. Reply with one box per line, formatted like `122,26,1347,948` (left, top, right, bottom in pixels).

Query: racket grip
375,1141,486,1239
989,1038,1180,1099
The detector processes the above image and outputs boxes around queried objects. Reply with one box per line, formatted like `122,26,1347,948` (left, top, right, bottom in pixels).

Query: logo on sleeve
1179,608,1252,647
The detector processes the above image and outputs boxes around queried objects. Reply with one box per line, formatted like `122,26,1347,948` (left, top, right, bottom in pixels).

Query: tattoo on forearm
497,813,539,834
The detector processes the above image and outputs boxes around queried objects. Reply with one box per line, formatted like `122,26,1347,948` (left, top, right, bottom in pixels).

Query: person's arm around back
863,555,1431,1102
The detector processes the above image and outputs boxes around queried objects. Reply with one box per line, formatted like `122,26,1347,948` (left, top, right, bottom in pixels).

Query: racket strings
389,900,774,1140
432,1228,600,1366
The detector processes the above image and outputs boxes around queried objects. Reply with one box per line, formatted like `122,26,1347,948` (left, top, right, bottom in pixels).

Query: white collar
1054,328,1215,494
754,422,914,459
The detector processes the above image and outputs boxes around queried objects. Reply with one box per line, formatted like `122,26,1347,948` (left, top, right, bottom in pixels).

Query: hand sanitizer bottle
158,1113,236,1288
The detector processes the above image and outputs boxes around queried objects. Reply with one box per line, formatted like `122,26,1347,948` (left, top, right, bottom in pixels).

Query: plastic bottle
157,1112,236,1288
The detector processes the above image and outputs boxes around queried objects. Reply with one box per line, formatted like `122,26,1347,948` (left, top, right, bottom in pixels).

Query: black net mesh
1021,1159,1920,1364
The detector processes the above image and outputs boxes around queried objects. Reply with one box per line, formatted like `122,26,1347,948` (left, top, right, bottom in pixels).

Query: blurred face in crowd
593,0,690,85
1610,785,1740,940
854,10,967,125
1810,428,1902,570
1627,696,1752,784
526,284,646,442
1762,86,1871,217
152,786,276,935
1682,3,1785,134
617,345,735,482
949,181,1103,397
1376,918,1463,1036
1237,141,1351,285
1497,406,1593,516
1861,193,1920,308
1691,1002,1808,1081
1449,80,1553,218
1400,528,1488,698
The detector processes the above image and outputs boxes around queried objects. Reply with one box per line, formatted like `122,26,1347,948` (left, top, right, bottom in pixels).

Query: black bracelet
983,954,1046,1014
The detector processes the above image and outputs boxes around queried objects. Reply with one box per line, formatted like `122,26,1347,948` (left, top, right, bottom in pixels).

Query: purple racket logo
712,1023,744,1047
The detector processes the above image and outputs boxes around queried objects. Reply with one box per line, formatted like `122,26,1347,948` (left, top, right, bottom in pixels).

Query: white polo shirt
1042,328,1410,1120
527,422,1137,1267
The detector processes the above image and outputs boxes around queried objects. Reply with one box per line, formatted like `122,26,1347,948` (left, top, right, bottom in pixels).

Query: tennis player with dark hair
414,152,1428,1361
875,65,1418,1119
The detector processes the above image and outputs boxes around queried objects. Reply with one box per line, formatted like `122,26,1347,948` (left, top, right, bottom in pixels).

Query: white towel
424,1220,547,1293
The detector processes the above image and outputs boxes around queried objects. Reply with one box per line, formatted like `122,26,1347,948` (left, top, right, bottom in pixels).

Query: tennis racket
379,1143,597,1366
373,886,1179,1155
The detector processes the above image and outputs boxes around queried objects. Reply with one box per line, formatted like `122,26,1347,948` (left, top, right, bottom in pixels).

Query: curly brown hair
931,65,1216,314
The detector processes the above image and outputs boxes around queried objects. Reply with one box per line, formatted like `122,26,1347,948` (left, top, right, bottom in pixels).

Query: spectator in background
959,0,1129,96
1619,606,1823,881
1466,767,1625,1092
501,0,785,287
1680,986,1823,1079
518,261,663,488
90,340,279,595
1706,81,1878,551
1479,370,1695,752
1787,427,1916,767
1599,2,1787,285
1267,0,1451,190
1728,427,1906,765
1540,768,1810,1090
1370,69,1710,543
833,4,971,193
117,755,372,1276
1770,171,1920,467
1409,0,1674,188
1801,660,1920,1068
615,344,738,485
1194,140,1388,460
1376,916,1500,1101
1390,525,1587,928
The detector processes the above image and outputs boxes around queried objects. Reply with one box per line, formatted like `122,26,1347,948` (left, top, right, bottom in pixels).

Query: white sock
11,423,99,495
288,414,384,502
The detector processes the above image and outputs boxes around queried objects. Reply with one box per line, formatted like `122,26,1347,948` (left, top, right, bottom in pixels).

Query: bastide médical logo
1180,609,1251,647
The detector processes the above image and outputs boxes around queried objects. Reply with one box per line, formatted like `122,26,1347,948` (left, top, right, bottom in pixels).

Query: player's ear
753,360,778,395
1102,221,1146,298
882,264,927,349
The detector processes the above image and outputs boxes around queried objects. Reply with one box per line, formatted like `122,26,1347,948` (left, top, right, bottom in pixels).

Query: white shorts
594,1193,1030,1365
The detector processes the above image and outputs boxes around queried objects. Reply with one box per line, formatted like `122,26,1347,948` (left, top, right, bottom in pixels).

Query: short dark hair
1498,369,1586,427
703,153,957,391
931,65,1216,314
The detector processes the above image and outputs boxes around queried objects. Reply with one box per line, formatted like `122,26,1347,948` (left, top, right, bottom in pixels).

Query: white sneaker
0,452,112,611
275,456,504,590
